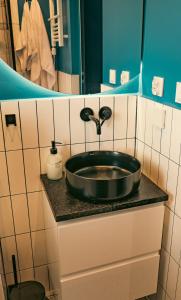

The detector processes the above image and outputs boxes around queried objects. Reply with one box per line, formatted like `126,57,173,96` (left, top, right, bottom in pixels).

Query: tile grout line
36,99,50,290
0,101,21,281
18,101,36,281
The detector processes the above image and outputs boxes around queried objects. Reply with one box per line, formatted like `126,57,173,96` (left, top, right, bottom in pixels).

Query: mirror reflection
0,0,143,95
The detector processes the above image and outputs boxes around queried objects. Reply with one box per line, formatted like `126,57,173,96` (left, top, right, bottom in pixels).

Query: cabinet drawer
60,254,160,300
59,204,164,276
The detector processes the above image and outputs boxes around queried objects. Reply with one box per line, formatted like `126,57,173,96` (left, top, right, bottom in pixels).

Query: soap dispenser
47,141,63,180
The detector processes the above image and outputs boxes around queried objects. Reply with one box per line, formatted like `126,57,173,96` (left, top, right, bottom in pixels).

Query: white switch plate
109,69,116,84
120,71,130,85
152,76,164,97
175,82,181,103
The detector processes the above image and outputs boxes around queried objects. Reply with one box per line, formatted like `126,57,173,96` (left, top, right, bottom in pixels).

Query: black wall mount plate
80,107,94,121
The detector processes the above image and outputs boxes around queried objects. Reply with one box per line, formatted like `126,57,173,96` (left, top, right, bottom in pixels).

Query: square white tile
70,98,85,144
170,108,181,164
24,148,41,192
114,139,127,153
0,105,4,151
144,99,154,147
53,98,70,145
127,96,137,139
1,236,17,273
175,166,181,218
143,145,151,177
19,100,38,149
16,233,33,270
32,230,47,267
126,139,135,156
1,101,22,150
166,160,179,211
158,155,169,191
150,149,160,184
12,194,30,234
162,207,174,253
6,150,26,195
161,105,173,158
100,140,114,151
28,192,45,231
175,267,181,300
0,196,14,237
171,215,181,264
136,97,146,142
85,142,99,152
20,268,34,282
114,95,128,140
100,96,114,141
37,100,54,147
0,152,9,197
135,140,144,167
166,257,179,300
71,143,85,156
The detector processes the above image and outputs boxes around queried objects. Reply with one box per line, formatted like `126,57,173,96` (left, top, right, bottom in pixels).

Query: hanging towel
30,0,56,89
16,2,37,79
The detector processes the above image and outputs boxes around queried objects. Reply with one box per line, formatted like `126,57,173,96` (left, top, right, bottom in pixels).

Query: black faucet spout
89,115,101,135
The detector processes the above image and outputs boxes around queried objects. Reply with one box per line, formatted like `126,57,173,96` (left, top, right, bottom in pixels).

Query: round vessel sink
65,151,141,202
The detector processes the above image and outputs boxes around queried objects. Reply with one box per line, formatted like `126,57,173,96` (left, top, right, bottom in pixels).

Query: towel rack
49,0,67,55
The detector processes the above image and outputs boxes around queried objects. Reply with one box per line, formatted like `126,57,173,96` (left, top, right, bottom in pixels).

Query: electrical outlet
109,69,116,84
152,76,164,97
120,71,130,85
175,82,181,104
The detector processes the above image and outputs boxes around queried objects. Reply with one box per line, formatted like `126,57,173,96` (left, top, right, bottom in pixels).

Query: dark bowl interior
65,151,141,202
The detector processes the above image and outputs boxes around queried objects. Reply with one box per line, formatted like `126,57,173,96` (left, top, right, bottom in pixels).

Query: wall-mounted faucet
80,106,112,135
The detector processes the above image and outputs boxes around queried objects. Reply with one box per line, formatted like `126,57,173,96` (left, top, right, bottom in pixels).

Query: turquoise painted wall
56,0,81,75
102,0,143,87
142,0,181,109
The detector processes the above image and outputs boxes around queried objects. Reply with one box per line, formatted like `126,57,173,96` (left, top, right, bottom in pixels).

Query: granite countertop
40,174,168,222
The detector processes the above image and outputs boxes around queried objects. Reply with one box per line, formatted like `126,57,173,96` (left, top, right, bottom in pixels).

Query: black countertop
40,174,168,222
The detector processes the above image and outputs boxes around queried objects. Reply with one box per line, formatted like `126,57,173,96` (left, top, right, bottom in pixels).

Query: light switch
109,69,116,84
120,71,130,85
175,82,181,104
152,76,164,97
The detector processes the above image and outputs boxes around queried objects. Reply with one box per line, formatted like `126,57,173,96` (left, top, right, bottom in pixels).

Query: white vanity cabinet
43,191,164,300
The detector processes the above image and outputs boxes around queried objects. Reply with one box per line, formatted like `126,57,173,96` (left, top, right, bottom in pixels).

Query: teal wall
102,0,143,87
142,0,181,109
56,0,81,75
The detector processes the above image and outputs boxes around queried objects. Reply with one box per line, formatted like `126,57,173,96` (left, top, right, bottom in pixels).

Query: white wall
136,96,181,300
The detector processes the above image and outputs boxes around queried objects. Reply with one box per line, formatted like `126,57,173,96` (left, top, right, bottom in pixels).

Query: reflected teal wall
56,0,81,75
102,0,143,87
142,0,181,109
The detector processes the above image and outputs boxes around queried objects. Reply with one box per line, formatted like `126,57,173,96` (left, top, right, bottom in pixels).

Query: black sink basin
65,151,141,202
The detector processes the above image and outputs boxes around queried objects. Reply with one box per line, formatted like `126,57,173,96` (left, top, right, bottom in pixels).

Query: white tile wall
136,96,181,300
0,95,136,294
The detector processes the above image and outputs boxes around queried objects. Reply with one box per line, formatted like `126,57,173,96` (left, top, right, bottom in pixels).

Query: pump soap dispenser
47,141,63,180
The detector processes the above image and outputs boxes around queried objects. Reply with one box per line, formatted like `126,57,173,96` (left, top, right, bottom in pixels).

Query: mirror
0,0,143,96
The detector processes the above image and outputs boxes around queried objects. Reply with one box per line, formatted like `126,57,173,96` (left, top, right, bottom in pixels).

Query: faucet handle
80,107,94,122
99,106,112,123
